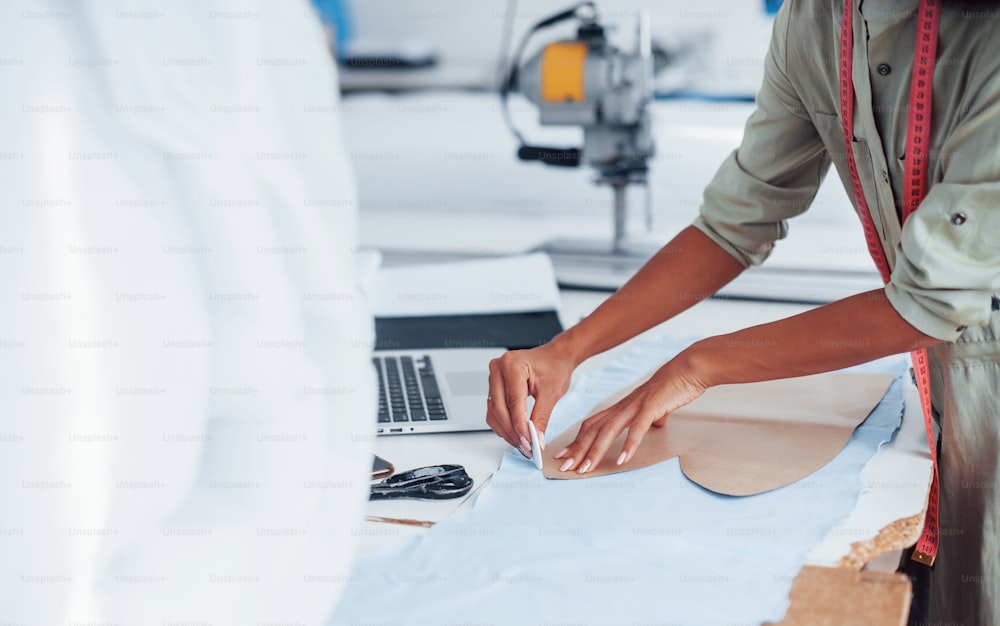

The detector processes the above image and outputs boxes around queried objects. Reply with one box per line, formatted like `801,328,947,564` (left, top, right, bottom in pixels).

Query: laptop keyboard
373,355,447,423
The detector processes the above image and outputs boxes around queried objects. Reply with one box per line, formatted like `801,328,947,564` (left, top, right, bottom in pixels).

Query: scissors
369,464,474,501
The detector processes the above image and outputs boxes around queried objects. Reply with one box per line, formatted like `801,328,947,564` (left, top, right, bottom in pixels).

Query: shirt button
877,63,892,76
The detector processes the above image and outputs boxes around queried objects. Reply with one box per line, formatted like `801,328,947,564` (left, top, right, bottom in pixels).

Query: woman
487,0,998,623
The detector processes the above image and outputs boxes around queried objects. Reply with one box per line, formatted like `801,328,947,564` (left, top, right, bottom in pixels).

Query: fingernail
539,432,546,450
616,451,627,466
554,447,569,459
520,436,530,451
559,458,575,472
519,443,531,458
577,459,592,474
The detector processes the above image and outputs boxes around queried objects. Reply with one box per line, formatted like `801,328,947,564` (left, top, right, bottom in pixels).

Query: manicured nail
538,431,546,450
616,451,627,466
520,436,530,451
519,444,531,458
554,447,569,459
577,459,592,474
559,458,575,472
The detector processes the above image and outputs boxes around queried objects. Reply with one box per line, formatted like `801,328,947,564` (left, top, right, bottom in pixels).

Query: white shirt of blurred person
0,1,374,625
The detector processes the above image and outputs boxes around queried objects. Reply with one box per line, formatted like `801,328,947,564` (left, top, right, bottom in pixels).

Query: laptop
372,348,506,435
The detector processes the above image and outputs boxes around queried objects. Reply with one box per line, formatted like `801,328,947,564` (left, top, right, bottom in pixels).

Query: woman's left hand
552,352,709,474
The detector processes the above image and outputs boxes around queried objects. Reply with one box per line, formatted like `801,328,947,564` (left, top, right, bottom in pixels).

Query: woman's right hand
486,339,578,458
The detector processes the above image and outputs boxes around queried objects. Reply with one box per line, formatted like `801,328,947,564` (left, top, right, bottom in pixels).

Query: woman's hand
553,351,709,474
486,339,578,458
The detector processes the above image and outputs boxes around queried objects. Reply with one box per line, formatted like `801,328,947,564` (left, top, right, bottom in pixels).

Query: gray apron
927,315,1000,625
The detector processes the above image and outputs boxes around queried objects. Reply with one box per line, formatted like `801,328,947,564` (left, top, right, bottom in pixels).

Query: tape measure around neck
838,0,941,566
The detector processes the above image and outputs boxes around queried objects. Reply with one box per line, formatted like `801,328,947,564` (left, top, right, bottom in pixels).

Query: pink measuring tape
839,0,941,565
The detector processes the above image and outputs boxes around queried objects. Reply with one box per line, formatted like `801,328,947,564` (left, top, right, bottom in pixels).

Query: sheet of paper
369,252,560,317
543,372,895,495
330,336,905,626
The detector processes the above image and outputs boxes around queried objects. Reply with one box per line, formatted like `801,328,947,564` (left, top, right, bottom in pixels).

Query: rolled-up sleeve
693,0,831,267
886,182,1000,340
885,64,1000,341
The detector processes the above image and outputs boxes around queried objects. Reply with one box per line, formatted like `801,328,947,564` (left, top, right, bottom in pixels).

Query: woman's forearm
687,289,941,386
552,226,745,366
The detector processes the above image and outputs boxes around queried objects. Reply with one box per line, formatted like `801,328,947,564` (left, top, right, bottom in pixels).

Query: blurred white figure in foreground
0,1,375,624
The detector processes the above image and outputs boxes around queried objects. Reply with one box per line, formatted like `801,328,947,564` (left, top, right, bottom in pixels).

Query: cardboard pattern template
542,372,896,496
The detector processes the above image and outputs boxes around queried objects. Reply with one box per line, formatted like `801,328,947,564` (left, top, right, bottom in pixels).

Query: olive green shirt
693,0,1000,341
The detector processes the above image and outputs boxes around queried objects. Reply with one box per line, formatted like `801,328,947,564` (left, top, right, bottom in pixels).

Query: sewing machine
501,2,657,262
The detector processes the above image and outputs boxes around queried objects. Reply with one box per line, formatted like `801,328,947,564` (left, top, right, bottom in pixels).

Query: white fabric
0,2,374,624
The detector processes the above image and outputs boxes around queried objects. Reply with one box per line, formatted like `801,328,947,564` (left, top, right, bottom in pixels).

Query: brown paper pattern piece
542,372,896,496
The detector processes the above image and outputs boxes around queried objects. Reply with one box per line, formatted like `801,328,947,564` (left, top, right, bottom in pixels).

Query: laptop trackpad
446,371,488,397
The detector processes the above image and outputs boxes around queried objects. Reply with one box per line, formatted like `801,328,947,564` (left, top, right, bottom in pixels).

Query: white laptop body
372,348,506,435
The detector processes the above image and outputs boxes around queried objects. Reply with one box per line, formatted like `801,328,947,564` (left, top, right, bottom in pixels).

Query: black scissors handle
370,464,474,501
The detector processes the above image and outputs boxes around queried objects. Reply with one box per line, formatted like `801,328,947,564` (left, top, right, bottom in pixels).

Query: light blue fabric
331,336,905,626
